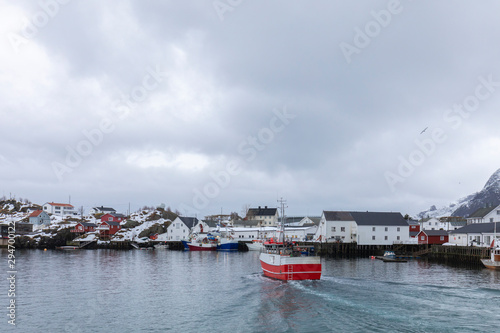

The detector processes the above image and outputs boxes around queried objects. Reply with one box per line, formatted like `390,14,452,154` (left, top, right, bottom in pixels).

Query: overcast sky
2,0,500,218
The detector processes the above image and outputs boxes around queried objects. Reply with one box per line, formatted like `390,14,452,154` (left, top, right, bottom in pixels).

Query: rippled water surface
2,249,500,332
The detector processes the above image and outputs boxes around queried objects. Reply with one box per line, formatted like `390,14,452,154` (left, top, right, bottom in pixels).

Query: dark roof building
247,206,278,217
450,222,500,234
178,216,199,229
349,212,408,226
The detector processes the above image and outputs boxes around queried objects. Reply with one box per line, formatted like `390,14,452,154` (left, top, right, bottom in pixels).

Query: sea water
1,249,499,332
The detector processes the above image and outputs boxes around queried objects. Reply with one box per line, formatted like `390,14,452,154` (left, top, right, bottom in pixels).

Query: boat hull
188,243,217,251
259,253,321,281
181,240,190,250
481,259,500,270
216,241,239,252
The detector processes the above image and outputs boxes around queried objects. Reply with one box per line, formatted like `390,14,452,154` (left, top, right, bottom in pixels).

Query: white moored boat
246,239,264,251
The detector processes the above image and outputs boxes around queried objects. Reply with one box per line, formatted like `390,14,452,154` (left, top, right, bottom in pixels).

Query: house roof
178,216,199,229
93,206,116,212
203,220,219,228
439,216,467,223
101,221,120,226
349,212,408,226
450,222,500,234
305,217,321,225
77,222,97,227
323,211,354,221
410,231,419,237
45,202,74,208
29,210,44,218
467,206,496,218
419,230,449,236
247,207,277,217
407,219,420,226
280,216,305,224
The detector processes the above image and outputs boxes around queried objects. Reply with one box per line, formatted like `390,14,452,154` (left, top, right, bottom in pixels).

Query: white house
284,226,318,241
315,211,357,243
421,217,466,231
315,211,410,245
167,216,198,241
43,202,78,217
232,227,275,241
246,206,279,227
90,206,117,215
449,222,500,247
466,205,500,224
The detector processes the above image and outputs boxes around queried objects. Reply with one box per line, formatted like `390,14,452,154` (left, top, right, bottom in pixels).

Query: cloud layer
2,0,500,217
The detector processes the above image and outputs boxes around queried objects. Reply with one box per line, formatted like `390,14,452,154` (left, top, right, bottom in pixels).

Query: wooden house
417,230,449,245
71,222,97,234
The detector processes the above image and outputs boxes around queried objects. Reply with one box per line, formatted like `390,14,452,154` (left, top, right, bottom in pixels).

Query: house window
331,227,336,232
497,210,500,215
384,236,388,240
440,236,444,240
385,227,388,232
397,236,400,240
109,217,113,221
341,227,345,232
372,227,376,232
397,227,400,232
421,236,425,240
490,218,494,222
372,236,375,240
176,223,180,229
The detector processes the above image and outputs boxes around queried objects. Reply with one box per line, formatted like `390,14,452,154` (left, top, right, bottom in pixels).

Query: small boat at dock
247,239,264,251
481,239,500,270
187,233,218,251
56,246,79,250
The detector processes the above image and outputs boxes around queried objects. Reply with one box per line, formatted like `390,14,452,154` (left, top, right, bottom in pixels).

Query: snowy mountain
417,168,500,219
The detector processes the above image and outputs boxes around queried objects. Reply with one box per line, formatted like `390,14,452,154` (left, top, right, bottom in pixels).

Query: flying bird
420,127,428,134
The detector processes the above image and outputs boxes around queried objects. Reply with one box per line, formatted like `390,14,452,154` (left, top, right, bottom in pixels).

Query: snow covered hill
417,168,500,219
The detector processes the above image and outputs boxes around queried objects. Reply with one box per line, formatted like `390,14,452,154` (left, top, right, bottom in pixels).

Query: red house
101,213,126,224
71,222,97,233
97,221,121,237
417,230,449,245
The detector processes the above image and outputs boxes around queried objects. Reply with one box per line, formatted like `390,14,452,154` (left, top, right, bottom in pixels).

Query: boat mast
278,197,287,243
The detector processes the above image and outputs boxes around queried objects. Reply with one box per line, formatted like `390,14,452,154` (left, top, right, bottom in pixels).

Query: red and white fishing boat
187,234,218,251
259,198,322,281
481,237,500,270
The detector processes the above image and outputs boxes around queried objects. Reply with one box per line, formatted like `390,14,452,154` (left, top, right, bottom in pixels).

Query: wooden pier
306,242,491,267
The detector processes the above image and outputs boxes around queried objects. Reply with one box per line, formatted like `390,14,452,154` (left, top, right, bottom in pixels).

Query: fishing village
2,197,500,270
